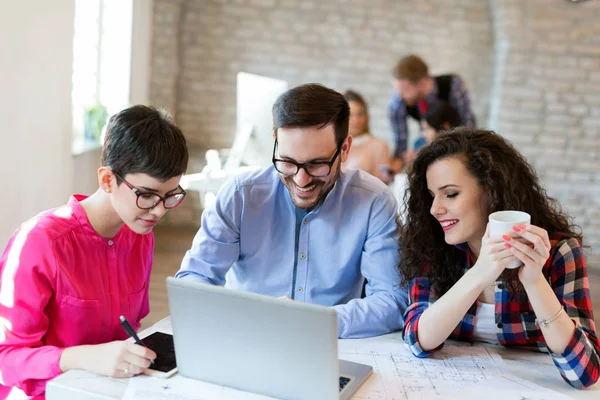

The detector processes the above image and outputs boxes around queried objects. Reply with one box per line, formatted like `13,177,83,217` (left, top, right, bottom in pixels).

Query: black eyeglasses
271,139,342,178
113,171,187,210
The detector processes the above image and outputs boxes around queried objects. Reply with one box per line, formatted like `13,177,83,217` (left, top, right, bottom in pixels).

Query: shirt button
497,323,503,328
303,218,308,224
108,240,114,246
300,253,306,259
497,283,505,290
297,287,303,292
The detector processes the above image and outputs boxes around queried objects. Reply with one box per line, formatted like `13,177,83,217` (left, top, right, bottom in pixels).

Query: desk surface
47,317,599,400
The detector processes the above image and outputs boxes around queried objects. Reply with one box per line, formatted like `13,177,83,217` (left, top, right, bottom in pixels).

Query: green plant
84,103,108,142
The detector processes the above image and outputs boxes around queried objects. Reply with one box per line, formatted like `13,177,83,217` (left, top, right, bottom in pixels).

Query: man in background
388,54,475,170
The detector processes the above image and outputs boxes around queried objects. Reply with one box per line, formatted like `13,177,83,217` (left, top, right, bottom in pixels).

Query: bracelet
537,307,564,328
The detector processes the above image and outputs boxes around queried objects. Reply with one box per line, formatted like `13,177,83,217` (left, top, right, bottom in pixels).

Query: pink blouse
0,195,154,399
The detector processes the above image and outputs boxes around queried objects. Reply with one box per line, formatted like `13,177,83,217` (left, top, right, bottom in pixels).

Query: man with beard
176,84,407,338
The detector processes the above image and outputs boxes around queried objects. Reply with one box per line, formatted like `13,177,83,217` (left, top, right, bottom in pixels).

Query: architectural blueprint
338,334,569,400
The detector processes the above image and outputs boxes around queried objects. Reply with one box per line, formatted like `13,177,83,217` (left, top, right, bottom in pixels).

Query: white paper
338,335,568,400
122,375,277,400
415,375,573,400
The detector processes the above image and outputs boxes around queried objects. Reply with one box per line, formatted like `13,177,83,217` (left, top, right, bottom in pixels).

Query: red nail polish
504,243,512,248
512,226,521,232
520,224,527,229
502,235,511,241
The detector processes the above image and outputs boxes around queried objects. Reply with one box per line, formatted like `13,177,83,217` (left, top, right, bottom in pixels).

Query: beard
280,166,340,211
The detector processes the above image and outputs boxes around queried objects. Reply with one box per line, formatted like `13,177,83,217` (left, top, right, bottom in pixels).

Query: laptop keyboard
339,377,351,392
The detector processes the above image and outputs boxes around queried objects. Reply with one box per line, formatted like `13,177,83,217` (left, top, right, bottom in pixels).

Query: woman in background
342,90,393,183
420,100,462,146
406,101,462,166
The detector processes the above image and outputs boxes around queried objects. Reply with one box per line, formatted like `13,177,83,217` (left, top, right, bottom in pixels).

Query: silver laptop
167,277,372,400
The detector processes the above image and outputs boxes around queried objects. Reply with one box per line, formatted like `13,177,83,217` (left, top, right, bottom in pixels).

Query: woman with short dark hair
420,100,462,146
0,105,189,398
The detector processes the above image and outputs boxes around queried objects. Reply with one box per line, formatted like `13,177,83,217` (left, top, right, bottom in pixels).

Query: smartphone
141,331,178,378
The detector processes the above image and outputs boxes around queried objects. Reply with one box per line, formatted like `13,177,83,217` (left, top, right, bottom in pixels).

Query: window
72,0,133,151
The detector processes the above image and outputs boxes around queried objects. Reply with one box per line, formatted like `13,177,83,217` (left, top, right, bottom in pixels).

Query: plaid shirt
402,236,600,389
388,74,475,158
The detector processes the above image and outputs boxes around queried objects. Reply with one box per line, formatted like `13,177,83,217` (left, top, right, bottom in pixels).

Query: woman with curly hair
399,128,599,389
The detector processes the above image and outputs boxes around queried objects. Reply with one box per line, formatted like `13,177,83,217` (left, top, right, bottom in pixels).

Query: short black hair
272,83,350,146
423,101,462,131
101,105,189,183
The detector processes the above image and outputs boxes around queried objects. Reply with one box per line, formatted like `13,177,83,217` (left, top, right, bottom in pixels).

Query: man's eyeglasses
112,171,187,210
271,139,341,178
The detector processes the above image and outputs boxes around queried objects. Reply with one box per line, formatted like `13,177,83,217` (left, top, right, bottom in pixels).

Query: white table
47,317,599,399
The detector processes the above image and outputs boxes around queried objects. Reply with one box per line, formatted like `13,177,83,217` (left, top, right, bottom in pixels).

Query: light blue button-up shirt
176,166,407,338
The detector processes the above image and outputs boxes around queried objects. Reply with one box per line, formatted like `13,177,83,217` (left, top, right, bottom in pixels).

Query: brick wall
151,0,493,149
151,0,600,267
490,0,600,267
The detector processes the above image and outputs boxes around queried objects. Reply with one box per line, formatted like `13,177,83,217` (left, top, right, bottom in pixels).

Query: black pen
120,315,154,364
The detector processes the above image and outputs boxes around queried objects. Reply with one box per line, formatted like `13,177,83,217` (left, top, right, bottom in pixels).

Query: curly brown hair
398,128,581,295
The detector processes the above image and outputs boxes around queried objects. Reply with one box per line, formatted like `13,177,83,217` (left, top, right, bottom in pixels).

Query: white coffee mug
488,210,531,269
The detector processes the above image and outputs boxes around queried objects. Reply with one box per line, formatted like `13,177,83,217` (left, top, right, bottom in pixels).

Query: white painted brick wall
151,0,493,150
491,0,600,268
